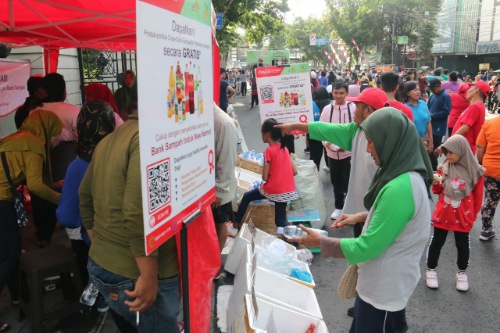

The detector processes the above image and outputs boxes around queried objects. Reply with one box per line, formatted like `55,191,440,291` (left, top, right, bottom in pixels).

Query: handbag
1,152,29,228
337,264,358,300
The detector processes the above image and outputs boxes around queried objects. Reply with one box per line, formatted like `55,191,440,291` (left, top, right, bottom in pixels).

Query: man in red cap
449,81,488,154
276,88,410,330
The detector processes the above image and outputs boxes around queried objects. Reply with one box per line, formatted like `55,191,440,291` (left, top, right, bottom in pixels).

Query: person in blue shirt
404,81,433,154
427,79,451,170
318,71,329,87
56,100,116,312
219,68,235,112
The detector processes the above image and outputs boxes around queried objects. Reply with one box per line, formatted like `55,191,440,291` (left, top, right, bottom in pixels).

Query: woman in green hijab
0,109,63,330
291,108,433,333
114,70,137,122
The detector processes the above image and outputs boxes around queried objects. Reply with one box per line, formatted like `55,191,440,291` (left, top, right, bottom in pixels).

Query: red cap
346,88,388,110
472,81,490,97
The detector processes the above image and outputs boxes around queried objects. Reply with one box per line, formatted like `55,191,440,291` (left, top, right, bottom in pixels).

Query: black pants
309,138,324,171
282,134,295,154
31,194,58,242
0,201,21,302
427,227,470,271
349,296,405,333
240,82,247,96
329,157,351,209
251,94,258,107
429,135,443,171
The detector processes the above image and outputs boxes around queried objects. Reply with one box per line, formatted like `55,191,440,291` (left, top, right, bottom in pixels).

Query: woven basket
242,201,277,235
337,264,358,300
237,155,263,174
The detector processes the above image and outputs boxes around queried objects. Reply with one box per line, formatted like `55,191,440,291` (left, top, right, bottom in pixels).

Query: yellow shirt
0,150,60,204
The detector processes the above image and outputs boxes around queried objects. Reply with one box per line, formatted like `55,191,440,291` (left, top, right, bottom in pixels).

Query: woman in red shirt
447,83,470,137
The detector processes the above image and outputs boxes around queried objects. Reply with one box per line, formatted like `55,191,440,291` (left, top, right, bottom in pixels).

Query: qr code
147,159,170,212
260,85,274,102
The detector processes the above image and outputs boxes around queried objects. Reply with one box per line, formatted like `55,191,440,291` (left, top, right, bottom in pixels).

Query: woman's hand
330,212,366,229
288,224,322,248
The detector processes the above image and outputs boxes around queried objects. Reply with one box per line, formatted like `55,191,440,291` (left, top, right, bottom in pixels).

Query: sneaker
214,268,225,281
425,270,439,289
178,321,185,332
330,209,342,220
479,230,495,241
95,294,109,313
347,306,354,317
322,166,330,172
456,272,469,291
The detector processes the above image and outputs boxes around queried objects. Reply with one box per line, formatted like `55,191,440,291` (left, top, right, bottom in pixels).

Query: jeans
349,296,405,333
308,138,324,171
234,188,288,227
87,258,181,333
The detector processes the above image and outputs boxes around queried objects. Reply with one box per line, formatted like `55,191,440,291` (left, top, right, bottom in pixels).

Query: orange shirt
476,117,500,179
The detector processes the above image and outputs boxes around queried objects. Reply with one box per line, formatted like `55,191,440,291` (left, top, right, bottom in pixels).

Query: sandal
0,322,10,332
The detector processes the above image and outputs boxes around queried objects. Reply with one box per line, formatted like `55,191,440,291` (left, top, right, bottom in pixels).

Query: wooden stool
19,244,83,333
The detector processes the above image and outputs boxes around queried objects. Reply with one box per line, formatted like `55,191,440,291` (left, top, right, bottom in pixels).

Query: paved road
231,94,500,333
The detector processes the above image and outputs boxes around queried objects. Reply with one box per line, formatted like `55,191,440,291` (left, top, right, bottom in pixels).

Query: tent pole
181,226,190,333
77,49,85,105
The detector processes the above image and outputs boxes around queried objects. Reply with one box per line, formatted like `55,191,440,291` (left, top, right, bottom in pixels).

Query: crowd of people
218,62,500,332
1,59,499,332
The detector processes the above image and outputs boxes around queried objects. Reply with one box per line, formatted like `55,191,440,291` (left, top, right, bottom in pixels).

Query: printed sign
215,12,223,29
396,36,409,45
309,34,316,46
255,64,313,133
137,0,215,255
479,63,490,70
0,60,31,137
315,37,329,45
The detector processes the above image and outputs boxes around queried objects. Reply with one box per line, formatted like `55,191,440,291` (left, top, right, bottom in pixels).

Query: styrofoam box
245,294,329,333
232,168,262,212
224,223,295,274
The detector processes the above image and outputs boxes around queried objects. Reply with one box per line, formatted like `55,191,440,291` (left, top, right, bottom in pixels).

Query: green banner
246,50,290,66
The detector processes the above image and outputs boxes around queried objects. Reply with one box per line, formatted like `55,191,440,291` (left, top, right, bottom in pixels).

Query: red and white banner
0,60,31,137
351,38,365,62
338,38,350,63
329,43,342,64
323,50,335,65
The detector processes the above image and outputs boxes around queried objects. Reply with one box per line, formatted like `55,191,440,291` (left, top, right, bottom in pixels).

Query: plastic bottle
80,281,99,306
277,225,328,239
305,323,316,333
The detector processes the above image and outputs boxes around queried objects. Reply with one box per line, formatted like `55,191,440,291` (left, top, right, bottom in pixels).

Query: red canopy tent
1,2,221,333
0,0,136,51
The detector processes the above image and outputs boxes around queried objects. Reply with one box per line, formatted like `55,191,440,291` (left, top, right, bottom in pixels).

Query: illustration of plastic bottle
184,64,190,116
197,81,204,115
167,89,173,118
169,66,176,118
176,61,184,123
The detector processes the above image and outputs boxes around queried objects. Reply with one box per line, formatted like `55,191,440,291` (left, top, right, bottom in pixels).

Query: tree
284,17,333,68
324,0,439,66
212,0,289,62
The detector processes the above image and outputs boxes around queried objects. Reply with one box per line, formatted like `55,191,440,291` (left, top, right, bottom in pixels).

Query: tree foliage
212,0,289,59
284,17,332,67
324,0,440,65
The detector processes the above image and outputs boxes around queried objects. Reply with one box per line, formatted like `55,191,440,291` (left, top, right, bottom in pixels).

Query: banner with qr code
137,0,215,255
255,64,313,134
